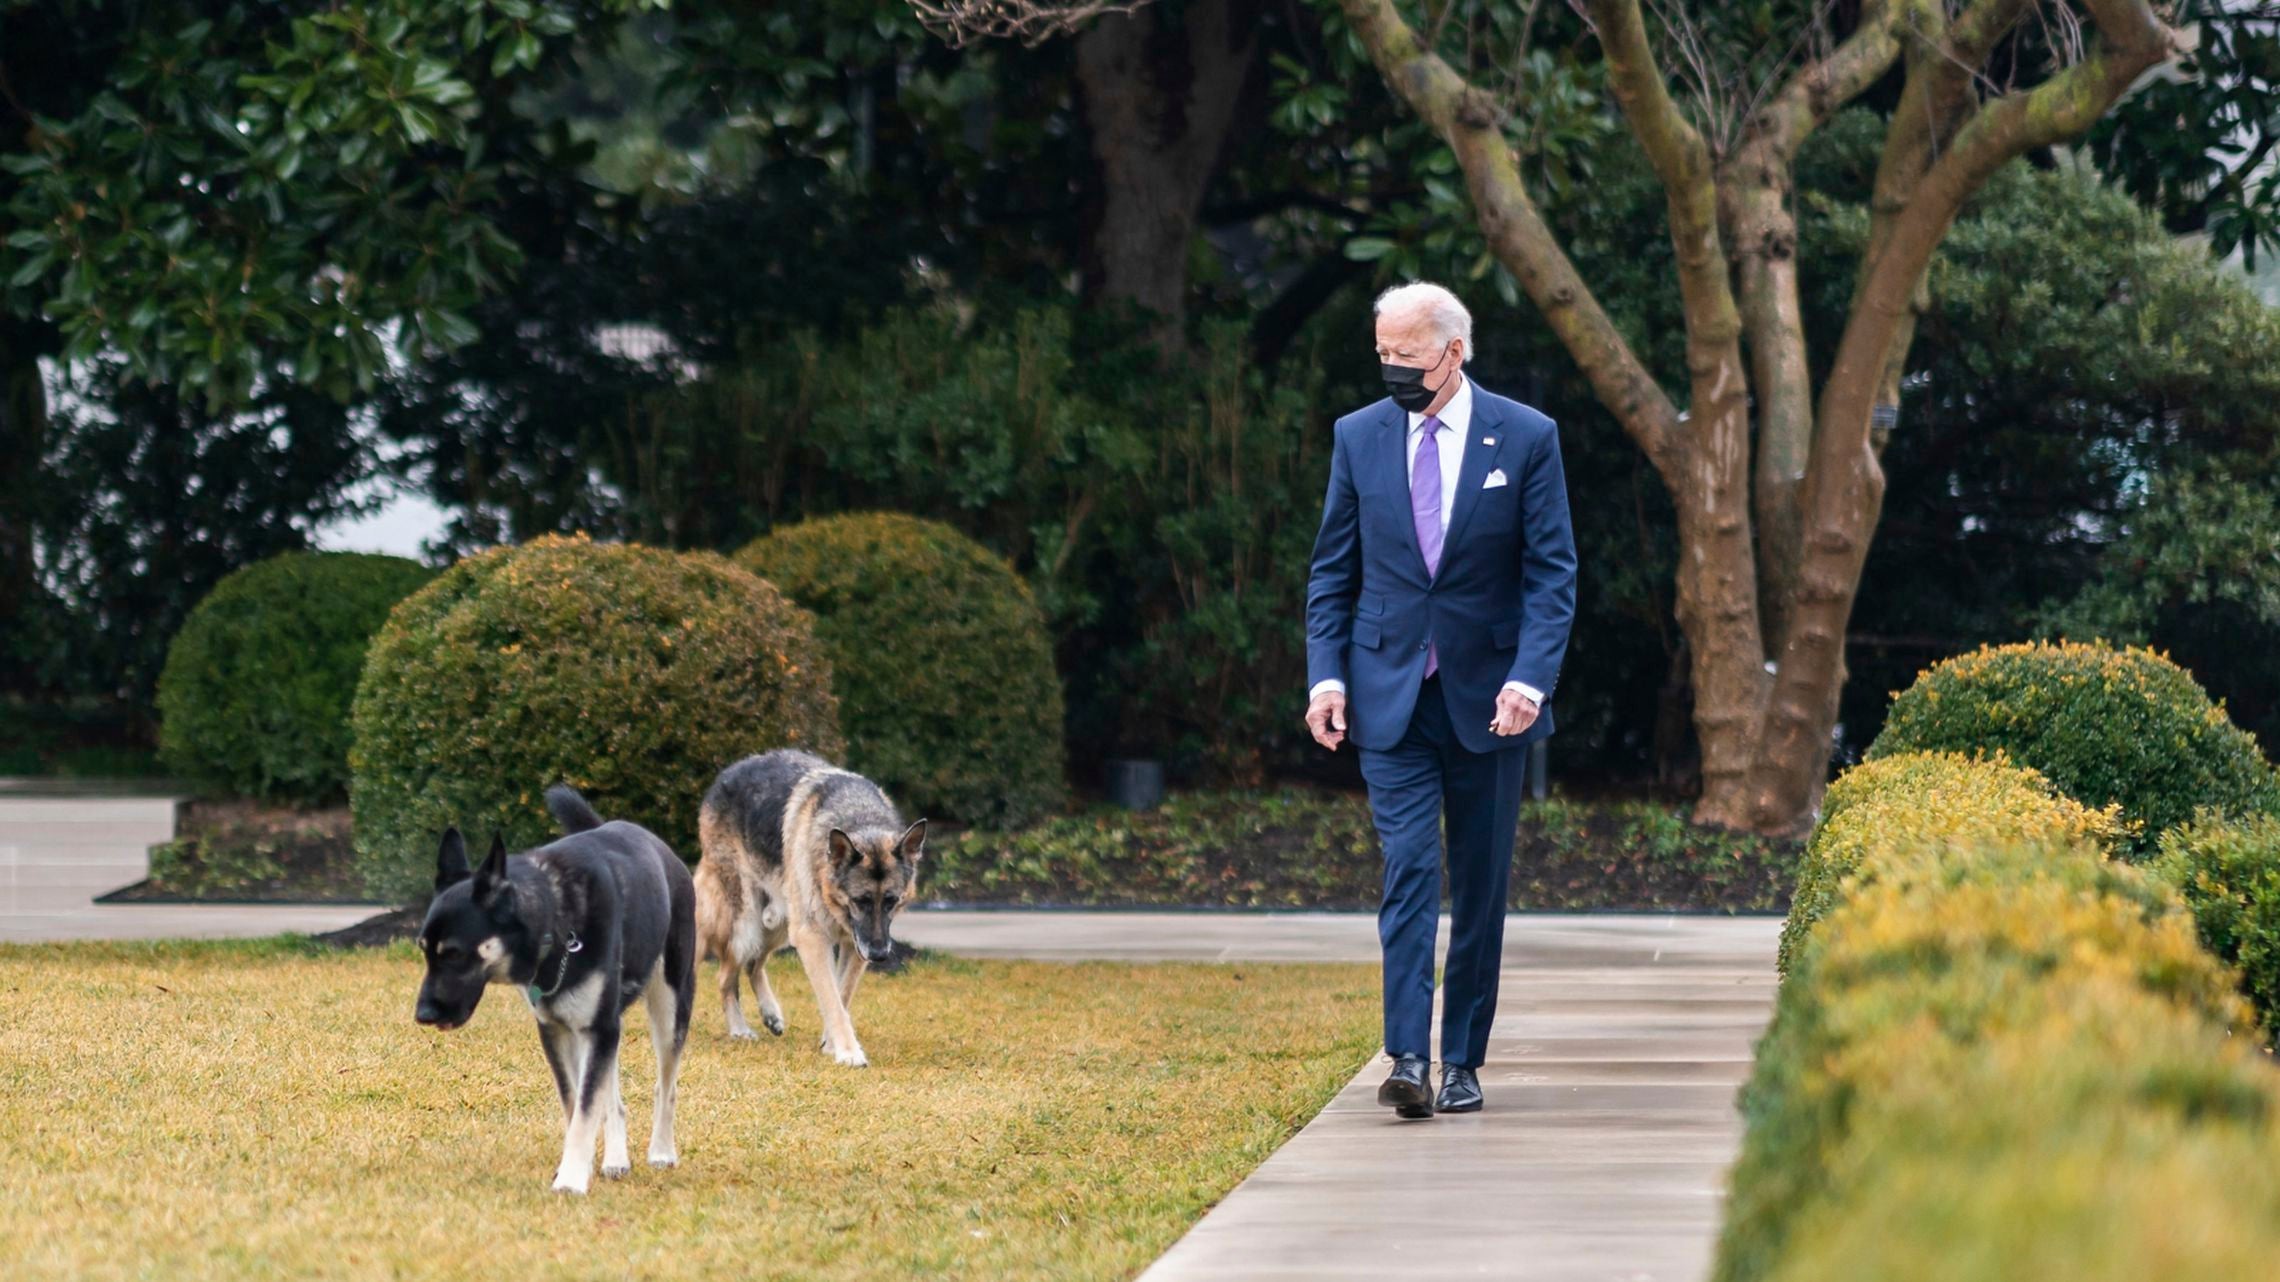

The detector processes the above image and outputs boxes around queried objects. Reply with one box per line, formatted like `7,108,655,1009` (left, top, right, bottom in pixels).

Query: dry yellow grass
0,937,1376,1281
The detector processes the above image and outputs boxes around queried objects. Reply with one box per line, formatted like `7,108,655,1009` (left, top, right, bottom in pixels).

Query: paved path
900,909,1780,1282
0,789,380,943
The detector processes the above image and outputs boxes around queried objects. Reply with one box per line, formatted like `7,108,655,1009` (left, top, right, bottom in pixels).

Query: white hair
1373,281,1473,364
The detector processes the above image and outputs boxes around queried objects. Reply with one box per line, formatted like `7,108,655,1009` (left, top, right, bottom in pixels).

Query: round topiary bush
736,512,1066,827
349,533,843,903
1868,639,2280,858
157,551,436,803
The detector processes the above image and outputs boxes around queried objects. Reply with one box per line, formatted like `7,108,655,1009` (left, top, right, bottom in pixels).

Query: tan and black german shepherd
693,749,925,1067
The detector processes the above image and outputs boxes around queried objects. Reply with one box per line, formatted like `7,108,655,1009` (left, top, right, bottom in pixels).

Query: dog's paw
601,1162,631,1179
728,1026,760,1042
762,1012,785,1036
551,1173,591,1196
649,1152,678,1169
834,1044,870,1068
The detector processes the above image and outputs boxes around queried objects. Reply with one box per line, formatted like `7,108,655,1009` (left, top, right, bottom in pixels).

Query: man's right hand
1306,691,1348,751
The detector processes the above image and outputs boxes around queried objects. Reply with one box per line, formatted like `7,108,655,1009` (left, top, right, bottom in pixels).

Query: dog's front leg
833,941,868,1014
790,927,866,1067
552,1021,619,1194
537,1021,575,1118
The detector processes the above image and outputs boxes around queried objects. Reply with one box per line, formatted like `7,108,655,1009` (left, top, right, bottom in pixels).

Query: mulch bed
101,798,369,904
150,787,1800,953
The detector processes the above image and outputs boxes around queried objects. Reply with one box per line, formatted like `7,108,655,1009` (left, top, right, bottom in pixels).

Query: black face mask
1381,343,1453,413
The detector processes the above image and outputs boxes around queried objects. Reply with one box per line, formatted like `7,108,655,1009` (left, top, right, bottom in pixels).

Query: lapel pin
1484,436,1496,446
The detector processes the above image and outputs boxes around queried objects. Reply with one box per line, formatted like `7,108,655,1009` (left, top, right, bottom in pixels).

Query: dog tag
564,933,583,953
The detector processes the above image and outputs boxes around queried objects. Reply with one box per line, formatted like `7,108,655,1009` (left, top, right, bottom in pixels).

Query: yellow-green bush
737,512,1066,827
348,534,843,903
156,551,435,803
1868,639,2279,857
1714,749,2271,1282
2155,809,2280,1040
1777,749,2124,975
1765,980,2280,1282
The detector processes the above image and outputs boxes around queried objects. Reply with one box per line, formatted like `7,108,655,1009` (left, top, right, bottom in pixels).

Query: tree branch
1338,0,1681,466
1752,0,1905,161
1820,0,2183,479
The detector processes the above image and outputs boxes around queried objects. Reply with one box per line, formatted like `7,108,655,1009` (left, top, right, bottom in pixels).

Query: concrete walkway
899,909,1780,1282
0,788,381,943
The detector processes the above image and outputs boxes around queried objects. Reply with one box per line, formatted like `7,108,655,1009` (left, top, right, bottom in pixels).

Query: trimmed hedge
2155,809,2280,1041
1776,749,2123,975
1868,639,2279,857
1714,750,2273,1282
348,533,843,903
156,551,435,803
1762,978,2280,1282
737,512,1066,827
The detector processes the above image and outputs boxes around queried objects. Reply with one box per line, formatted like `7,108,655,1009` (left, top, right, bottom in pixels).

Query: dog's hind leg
750,920,788,1036
719,951,759,1040
600,1047,630,1179
643,975,683,1168
552,1022,619,1195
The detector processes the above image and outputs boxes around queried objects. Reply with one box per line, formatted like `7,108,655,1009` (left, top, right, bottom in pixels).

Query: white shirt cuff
1308,678,1346,701
1502,680,1543,703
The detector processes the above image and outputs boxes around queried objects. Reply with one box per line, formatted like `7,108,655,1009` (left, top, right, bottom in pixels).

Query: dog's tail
545,783,606,834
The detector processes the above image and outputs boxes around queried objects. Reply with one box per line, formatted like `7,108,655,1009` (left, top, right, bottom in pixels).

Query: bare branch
908,0,1162,47
1338,0,1682,465
1751,0,1905,161
1821,0,2184,499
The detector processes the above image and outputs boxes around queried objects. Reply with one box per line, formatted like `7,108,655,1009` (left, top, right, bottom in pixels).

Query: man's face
1374,309,1460,389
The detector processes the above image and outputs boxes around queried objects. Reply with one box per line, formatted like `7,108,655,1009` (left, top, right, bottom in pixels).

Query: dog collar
526,929,582,1004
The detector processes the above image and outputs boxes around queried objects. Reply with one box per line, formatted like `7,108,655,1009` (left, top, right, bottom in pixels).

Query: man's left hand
1490,688,1539,736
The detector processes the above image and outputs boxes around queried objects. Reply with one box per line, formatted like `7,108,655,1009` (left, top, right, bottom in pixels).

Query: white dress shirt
1310,371,1546,707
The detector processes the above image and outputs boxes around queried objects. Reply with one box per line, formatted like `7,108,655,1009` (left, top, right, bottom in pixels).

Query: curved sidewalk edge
896,911,1783,1282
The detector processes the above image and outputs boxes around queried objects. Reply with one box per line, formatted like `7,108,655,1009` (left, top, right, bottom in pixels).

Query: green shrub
2154,809,2280,1039
1867,639,2279,857
155,551,435,802
348,533,843,903
1718,832,2246,1282
1778,749,2123,974
1716,740,2268,1282
737,511,1065,827
1763,979,2280,1282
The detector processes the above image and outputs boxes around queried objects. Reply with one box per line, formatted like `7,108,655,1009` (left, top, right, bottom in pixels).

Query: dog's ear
474,832,513,915
898,818,927,861
827,827,860,866
435,828,471,892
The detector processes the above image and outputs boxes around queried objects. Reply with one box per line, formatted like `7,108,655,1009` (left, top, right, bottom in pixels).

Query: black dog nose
415,1002,442,1025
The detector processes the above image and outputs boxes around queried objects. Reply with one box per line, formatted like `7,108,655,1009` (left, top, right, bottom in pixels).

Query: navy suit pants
1355,671,1527,1067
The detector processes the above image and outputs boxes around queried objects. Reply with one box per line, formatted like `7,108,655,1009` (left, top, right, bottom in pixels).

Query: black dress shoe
1437,1064,1483,1113
1377,1054,1435,1118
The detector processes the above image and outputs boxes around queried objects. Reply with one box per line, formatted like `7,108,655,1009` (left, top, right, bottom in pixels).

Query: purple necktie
1412,415,1443,678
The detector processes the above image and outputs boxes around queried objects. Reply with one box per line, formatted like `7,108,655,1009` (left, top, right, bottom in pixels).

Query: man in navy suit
1304,281,1577,1118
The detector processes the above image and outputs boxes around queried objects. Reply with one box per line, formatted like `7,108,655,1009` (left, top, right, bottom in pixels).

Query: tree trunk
1072,0,1258,348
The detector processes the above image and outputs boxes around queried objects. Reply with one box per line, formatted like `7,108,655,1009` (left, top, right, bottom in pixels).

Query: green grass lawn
0,938,1376,1281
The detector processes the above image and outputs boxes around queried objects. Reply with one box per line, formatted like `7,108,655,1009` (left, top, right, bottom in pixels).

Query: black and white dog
413,784,696,1194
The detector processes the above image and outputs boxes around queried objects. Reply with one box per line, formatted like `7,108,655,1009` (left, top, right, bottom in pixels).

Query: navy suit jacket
1304,382,1578,755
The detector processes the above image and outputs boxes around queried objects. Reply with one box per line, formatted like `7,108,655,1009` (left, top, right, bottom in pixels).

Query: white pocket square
1482,469,1508,489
